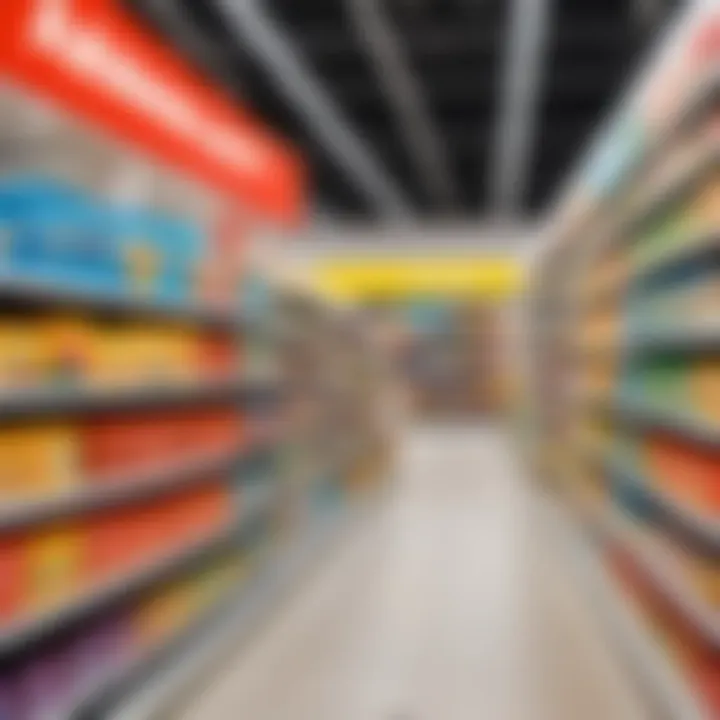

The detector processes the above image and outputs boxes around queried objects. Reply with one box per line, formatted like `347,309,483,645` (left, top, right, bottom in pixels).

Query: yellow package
26,522,84,611
124,326,194,386
134,583,194,648
685,555,720,608
41,315,93,390
686,176,720,235
88,324,144,388
192,558,243,611
689,358,720,423
0,423,79,501
157,328,195,384
123,240,160,297
0,321,45,393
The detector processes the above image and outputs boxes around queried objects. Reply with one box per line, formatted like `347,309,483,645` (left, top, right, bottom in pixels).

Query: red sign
0,0,305,226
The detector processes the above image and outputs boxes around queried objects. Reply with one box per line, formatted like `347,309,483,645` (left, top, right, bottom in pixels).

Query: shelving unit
546,496,710,720
529,4,720,717
0,2,393,717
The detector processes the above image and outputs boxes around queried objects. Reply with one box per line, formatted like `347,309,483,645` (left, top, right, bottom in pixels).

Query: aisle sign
314,257,525,301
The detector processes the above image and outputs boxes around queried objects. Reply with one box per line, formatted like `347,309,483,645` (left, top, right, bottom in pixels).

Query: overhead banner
0,0,305,225
314,257,525,301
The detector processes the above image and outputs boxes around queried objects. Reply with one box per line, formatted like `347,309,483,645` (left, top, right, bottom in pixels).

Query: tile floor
177,426,650,720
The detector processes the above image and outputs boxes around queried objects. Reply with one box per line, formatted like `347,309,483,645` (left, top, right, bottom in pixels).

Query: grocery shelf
614,398,720,449
600,67,719,224
628,324,720,354
579,230,720,310
632,231,720,286
94,496,372,720
0,443,270,532
0,277,244,331
604,455,720,548
0,485,277,658
0,378,282,421
623,139,719,240
603,510,720,648
546,495,711,720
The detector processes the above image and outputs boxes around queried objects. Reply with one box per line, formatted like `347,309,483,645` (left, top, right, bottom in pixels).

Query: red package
0,535,28,624
645,434,720,513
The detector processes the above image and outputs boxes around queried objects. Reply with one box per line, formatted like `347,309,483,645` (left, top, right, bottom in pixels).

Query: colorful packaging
26,522,84,611
41,315,93,389
645,434,720,513
0,536,28,624
117,210,161,298
689,357,720,423
0,320,46,393
134,582,194,649
624,357,689,409
686,175,720,236
196,333,237,380
151,215,203,305
0,424,79,501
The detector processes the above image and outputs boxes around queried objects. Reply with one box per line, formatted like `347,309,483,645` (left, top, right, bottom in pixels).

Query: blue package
0,175,92,288
147,214,204,305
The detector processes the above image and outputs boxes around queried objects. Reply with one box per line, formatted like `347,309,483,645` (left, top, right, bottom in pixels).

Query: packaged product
26,522,84,611
681,551,720,607
84,508,137,582
152,216,203,305
0,320,46,393
689,357,720,423
645,434,720,513
41,314,93,389
625,356,690,409
133,582,193,649
174,408,244,453
152,327,195,384
685,175,720,236
173,483,232,538
196,333,237,380
0,423,79,501
117,210,161,298
0,176,83,285
80,412,172,478
0,535,28,623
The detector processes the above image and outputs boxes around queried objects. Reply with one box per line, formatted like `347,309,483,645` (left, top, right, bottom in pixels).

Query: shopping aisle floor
179,427,649,720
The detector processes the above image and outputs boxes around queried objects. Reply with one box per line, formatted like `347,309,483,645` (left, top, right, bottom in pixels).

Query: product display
529,5,720,717
0,2,393,718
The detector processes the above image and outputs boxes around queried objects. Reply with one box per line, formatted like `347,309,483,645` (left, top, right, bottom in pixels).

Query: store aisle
178,428,649,720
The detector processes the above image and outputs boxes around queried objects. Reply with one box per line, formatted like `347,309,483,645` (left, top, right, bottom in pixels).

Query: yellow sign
313,257,524,301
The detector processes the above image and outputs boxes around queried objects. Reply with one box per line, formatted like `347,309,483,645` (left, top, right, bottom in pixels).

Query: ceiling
126,0,682,223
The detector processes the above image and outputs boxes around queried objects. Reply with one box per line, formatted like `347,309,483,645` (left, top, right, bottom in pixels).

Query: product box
26,522,84,612
0,423,79,501
624,357,690,409
117,210,161,299
80,413,171,478
41,315,93,389
0,320,46,393
689,357,720,423
645,433,720,513
0,536,28,624
196,333,237,380
134,581,195,650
